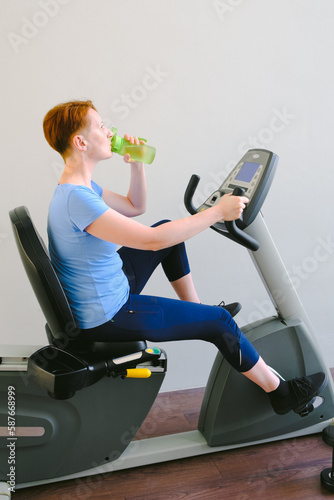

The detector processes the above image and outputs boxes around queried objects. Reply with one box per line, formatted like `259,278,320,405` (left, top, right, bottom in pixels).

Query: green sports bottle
110,128,156,164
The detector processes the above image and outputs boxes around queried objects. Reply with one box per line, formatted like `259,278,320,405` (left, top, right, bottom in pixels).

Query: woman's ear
72,134,87,151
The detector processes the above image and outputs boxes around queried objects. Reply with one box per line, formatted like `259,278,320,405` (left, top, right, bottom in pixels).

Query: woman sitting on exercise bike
43,99,327,416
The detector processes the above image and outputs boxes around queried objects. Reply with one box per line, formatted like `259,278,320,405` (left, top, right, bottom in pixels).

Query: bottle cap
110,127,123,153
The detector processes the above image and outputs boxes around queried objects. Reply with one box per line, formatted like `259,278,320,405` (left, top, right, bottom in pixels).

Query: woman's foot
269,372,327,415
217,301,242,317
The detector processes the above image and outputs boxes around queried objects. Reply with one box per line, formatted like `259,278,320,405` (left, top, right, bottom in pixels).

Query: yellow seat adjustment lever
126,368,151,379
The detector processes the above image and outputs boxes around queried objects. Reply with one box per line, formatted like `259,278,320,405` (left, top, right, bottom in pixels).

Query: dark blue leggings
83,221,260,373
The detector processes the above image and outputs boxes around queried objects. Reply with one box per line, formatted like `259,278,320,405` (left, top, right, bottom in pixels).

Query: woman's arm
101,162,146,217
101,135,147,217
85,193,249,251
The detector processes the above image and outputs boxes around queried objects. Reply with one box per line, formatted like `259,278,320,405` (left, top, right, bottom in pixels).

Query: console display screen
235,162,260,183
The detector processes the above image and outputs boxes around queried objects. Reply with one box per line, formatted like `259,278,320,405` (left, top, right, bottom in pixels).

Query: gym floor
13,380,334,499
14,435,332,500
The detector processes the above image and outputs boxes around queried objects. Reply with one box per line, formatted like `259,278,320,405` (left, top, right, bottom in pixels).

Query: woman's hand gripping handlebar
224,187,259,251
216,188,249,222
184,176,260,251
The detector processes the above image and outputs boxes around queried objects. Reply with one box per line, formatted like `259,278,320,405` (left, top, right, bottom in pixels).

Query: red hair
43,100,96,158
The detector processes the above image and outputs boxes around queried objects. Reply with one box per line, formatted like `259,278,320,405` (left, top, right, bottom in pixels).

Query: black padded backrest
9,206,76,340
9,206,148,356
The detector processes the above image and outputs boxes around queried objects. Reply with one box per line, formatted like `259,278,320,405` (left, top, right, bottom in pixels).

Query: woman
43,100,326,416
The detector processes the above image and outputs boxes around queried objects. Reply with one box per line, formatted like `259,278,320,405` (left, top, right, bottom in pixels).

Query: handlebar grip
184,176,259,251
184,174,201,215
224,188,260,251
232,187,245,197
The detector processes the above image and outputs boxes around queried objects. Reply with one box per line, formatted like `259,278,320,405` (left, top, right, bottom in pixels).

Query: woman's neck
59,155,96,187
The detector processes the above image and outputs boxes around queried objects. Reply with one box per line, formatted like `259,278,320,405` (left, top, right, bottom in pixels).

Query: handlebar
184,177,260,251
184,174,200,215
224,188,259,251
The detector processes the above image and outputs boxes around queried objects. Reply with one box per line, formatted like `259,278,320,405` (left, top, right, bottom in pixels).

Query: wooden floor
13,385,334,500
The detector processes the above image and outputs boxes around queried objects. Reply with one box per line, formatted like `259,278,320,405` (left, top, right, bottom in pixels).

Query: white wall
1,0,334,392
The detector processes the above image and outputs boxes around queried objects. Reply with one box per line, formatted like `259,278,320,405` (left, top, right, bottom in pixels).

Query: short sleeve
68,186,109,232
91,180,103,197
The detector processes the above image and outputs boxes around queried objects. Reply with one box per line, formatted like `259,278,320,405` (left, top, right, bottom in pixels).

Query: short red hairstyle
43,100,96,158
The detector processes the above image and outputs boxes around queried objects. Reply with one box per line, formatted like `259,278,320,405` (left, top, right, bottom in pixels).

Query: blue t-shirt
47,180,130,329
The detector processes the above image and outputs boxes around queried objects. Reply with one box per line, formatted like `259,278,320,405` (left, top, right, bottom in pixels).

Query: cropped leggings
83,221,260,373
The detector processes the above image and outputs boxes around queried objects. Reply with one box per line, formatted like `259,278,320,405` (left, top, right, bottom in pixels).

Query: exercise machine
1,204,167,496
1,149,333,496
184,148,334,445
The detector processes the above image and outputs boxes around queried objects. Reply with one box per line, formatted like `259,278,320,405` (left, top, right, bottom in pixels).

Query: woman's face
82,108,114,161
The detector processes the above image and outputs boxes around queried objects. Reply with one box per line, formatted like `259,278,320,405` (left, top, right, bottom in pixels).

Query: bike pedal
294,397,317,417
